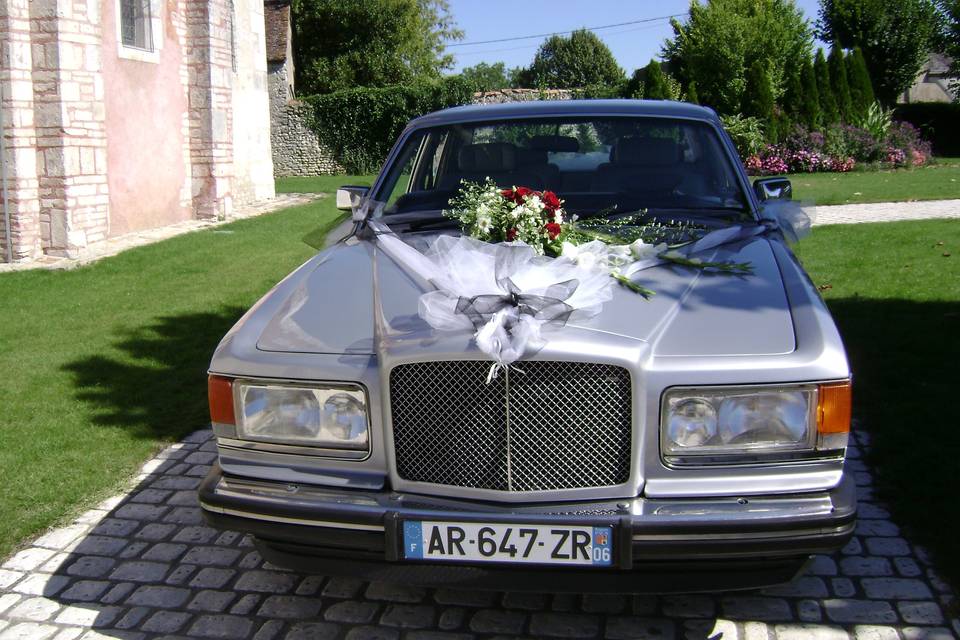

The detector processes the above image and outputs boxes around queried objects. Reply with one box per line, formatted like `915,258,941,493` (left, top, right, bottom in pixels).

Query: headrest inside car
611,136,683,165
527,135,581,152
458,143,517,172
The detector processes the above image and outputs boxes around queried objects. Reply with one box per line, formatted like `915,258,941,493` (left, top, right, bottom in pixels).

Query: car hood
256,234,796,358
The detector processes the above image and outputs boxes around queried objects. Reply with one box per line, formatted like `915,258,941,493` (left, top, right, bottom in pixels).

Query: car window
375,116,748,220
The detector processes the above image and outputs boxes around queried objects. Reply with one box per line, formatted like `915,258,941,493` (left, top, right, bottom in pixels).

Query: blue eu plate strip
403,520,423,559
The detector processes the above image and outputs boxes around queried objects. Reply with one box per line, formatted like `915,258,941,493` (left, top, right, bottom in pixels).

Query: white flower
629,239,667,261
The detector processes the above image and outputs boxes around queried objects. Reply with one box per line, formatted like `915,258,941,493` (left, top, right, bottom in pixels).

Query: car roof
408,99,720,128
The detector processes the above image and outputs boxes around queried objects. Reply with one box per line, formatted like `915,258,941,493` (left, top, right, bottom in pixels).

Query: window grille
120,0,154,51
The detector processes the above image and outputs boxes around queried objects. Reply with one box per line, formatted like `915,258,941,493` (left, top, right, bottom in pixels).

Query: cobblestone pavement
0,429,956,640
0,194,323,274
810,199,960,226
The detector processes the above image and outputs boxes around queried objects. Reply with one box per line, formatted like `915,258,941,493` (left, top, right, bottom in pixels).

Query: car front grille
389,360,632,493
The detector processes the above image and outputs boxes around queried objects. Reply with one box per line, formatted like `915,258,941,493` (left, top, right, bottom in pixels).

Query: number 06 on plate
402,521,614,566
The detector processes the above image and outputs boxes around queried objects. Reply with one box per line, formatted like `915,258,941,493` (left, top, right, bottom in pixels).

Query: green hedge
894,103,960,157
302,77,475,174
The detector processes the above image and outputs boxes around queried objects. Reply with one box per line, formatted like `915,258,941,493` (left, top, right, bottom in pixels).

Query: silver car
199,100,855,593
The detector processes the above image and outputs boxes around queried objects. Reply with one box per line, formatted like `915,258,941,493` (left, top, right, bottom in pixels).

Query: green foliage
303,77,474,173
292,0,462,95
828,45,854,121
642,60,672,100
938,0,960,100
663,0,813,115
458,62,514,92
818,0,940,105
799,58,822,128
624,68,644,99
685,79,700,104
720,114,766,157
856,101,894,141
742,60,775,126
815,49,840,125
845,47,876,118
522,29,625,89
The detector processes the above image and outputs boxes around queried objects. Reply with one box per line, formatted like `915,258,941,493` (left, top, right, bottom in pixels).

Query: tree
818,0,940,105
799,58,821,128
815,49,840,124
685,80,700,104
292,0,463,95
742,60,775,126
523,29,625,89
937,0,960,100
845,47,876,117
459,62,512,92
828,45,854,121
662,0,813,115
643,60,673,99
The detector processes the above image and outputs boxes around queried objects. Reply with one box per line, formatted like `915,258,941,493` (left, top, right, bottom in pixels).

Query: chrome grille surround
389,360,632,493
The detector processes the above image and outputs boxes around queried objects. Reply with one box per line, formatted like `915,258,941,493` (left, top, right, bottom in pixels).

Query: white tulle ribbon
369,216,797,381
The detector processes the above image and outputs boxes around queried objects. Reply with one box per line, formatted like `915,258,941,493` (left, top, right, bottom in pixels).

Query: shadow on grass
826,296,960,589
62,307,247,442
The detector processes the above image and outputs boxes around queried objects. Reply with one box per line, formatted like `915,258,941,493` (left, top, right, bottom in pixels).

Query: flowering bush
446,179,567,256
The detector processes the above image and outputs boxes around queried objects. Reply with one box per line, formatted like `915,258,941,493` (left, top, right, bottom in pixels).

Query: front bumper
199,464,855,593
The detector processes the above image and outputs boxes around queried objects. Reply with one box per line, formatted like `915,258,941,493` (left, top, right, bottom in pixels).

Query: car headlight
228,380,369,453
661,382,851,464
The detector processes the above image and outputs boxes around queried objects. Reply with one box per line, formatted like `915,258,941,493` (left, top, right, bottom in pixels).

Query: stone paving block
683,619,738,640
530,612,600,638
365,582,426,603
99,582,135,605
901,628,955,640
234,570,298,594
0,622,59,640
324,600,380,624
721,596,793,622
72,536,127,557
141,610,192,634
10,573,69,596
581,593,627,615
865,537,912,557
0,570,23,590
831,578,856,597
117,542,149,559
807,556,838,576
469,609,526,634
162,507,204,525
661,595,715,618
59,581,109,602
858,503,892,519
743,622,772,640
285,621,342,640
33,525,89,550
437,607,466,631
167,490,200,506
229,593,262,615
109,561,168,583
52,628,83,640
797,600,823,623
189,567,236,589
861,578,933,600
773,624,848,640
897,601,945,625
163,564,197,585
380,604,436,629
132,523,177,541
171,525,218,544
605,616,675,640
501,591,549,610
125,585,191,608
433,588,497,607
893,557,923,577
187,614,254,639
823,599,897,624
187,589,237,613
130,488,172,504
764,576,829,598
141,542,187,562
38,554,71,574
294,575,325,596
6,597,60,622
856,520,900,537
840,557,893,577
89,519,139,538
252,619,285,640
257,595,323,619
852,626,900,640
3,548,56,572
149,476,201,491
238,551,264,569
54,605,120,627
180,546,242,567
0,594,21,616
405,632,473,640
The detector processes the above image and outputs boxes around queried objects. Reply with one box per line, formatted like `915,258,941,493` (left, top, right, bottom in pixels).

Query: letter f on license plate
402,521,613,567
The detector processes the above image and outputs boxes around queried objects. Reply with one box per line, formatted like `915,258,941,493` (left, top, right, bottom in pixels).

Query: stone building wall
0,0,274,262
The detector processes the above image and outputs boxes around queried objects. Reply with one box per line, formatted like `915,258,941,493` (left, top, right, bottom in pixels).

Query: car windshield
373,116,750,228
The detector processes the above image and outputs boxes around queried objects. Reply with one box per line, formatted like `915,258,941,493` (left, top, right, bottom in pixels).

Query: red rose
506,228,518,241
500,188,515,201
541,191,561,211
514,186,535,202
544,222,562,240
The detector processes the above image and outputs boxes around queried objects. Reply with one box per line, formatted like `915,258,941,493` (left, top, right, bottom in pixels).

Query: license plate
401,521,614,566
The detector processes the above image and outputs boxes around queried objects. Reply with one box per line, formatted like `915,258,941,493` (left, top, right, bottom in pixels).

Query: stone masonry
0,427,956,639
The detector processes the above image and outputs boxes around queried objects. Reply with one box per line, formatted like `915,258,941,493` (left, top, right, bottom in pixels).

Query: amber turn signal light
208,375,236,425
817,381,852,434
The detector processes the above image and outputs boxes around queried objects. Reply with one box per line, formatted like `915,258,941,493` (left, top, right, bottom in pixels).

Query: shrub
885,121,932,166
856,101,894,141
720,114,766,158
303,77,474,173
799,59,822,128
828,45,854,122
815,49,840,125
893,102,960,156
846,47,875,119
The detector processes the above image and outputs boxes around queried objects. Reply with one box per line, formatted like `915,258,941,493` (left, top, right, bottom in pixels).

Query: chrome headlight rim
229,378,372,460
660,382,845,467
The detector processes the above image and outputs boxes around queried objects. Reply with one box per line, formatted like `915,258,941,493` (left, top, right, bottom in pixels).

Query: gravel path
0,429,956,640
811,199,960,226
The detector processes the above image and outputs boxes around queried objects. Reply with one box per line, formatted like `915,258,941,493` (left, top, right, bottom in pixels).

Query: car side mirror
335,185,370,218
753,177,792,202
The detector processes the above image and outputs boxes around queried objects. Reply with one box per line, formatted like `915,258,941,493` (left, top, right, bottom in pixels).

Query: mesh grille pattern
390,361,632,492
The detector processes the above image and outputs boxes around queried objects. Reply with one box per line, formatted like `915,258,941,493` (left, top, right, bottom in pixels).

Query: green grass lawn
0,195,345,562
794,219,960,587
789,157,960,205
275,161,960,208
